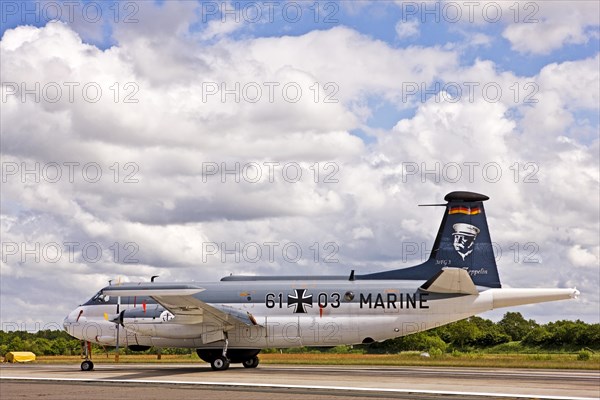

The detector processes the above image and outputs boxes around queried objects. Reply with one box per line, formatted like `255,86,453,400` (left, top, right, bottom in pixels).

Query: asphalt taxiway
1,363,598,399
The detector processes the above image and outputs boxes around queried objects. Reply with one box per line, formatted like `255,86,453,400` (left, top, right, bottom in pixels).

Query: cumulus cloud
1,7,598,328
0,21,454,324
395,19,419,40
391,1,599,55
502,1,599,55
568,245,600,268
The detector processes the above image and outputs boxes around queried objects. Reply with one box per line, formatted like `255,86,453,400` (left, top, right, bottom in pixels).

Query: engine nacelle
122,321,203,339
117,309,221,340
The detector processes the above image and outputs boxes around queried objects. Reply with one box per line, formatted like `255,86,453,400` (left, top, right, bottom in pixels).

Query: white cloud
468,33,492,48
199,18,246,41
395,19,419,40
568,245,600,268
352,226,374,240
536,54,600,110
1,22,455,324
390,1,599,55
502,1,599,54
1,15,598,328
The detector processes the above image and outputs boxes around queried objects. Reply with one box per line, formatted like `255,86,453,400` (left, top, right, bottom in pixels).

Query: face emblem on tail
452,223,480,260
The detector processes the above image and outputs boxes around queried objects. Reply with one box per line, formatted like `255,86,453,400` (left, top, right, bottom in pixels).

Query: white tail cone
489,288,580,309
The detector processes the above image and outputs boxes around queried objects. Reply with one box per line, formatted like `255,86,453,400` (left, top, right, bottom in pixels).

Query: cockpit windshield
90,291,110,303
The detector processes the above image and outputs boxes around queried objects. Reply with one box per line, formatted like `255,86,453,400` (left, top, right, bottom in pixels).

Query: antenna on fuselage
151,275,159,282
349,270,355,281
108,280,113,286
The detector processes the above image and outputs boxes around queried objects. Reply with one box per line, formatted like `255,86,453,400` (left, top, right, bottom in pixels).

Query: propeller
104,311,125,326
115,295,121,360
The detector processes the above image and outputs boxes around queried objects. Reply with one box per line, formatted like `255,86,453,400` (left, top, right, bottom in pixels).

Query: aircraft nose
63,307,84,333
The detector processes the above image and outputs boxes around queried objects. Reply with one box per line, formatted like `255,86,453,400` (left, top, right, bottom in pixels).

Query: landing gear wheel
242,356,259,368
211,356,230,371
81,360,94,371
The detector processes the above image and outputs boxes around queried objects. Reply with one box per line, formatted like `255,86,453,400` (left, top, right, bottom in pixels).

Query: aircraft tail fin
359,191,501,288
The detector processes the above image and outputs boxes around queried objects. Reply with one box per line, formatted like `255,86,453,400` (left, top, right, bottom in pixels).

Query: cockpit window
91,292,110,303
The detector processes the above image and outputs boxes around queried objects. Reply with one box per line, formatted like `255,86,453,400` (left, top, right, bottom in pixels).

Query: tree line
368,313,599,354
1,312,598,357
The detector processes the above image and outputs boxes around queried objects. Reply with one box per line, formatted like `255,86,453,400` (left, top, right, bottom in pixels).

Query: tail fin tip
444,191,489,202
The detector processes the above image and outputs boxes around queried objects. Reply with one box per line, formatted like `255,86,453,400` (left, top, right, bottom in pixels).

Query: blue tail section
359,191,501,288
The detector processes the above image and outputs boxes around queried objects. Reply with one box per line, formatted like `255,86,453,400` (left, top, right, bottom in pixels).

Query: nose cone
63,308,84,337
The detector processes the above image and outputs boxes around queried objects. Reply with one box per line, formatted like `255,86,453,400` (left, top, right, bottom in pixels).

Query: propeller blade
103,312,124,326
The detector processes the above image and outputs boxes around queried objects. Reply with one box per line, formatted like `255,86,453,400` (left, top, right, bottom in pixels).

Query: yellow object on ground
5,352,36,363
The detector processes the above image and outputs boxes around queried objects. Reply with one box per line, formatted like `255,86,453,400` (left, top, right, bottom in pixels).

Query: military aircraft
63,191,579,371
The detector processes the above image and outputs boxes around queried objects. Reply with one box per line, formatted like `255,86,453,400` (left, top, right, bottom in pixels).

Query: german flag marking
448,206,481,215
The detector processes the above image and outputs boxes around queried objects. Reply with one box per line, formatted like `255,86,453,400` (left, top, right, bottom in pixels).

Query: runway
1,363,598,399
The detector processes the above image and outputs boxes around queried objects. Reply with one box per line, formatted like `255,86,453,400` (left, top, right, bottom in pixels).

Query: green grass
259,352,600,370
24,352,600,370
482,341,600,354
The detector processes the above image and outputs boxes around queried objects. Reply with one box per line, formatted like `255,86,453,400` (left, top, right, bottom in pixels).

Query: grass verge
20,352,600,370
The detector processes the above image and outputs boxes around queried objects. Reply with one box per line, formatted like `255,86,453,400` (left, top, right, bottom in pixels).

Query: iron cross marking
287,289,313,313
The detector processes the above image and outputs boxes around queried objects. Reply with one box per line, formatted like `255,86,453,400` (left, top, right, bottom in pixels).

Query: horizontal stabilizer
490,288,580,308
420,267,478,295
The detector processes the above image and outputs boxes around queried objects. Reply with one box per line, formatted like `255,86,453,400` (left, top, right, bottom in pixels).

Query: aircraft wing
420,267,479,295
102,284,259,329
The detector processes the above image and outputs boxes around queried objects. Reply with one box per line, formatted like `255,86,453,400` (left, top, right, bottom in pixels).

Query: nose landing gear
81,360,94,371
80,341,94,371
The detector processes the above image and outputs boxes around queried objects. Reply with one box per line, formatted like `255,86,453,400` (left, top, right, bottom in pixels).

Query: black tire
81,360,94,371
197,348,260,364
210,356,230,371
242,356,259,368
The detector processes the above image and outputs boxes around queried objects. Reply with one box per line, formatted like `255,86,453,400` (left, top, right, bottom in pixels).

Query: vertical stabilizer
434,191,500,288
359,191,501,288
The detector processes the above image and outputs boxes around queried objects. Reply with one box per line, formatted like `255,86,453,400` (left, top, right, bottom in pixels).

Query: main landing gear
80,341,94,371
211,337,230,371
242,356,259,369
196,348,261,371
211,355,230,371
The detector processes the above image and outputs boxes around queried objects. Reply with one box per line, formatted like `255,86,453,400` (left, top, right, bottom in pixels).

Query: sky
0,0,599,332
